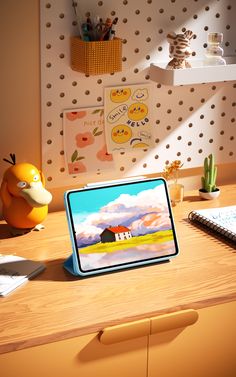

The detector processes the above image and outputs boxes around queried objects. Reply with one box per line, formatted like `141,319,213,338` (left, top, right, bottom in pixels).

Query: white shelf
149,57,236,86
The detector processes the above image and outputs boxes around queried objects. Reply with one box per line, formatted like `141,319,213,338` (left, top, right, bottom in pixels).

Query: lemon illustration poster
63,107,114,175
104,84,154,153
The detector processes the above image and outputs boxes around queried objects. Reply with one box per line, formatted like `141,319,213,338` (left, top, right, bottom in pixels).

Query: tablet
64,177,179,277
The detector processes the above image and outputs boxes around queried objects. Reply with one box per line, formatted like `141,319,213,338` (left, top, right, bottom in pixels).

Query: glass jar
168,183,184,205
204,32,226,66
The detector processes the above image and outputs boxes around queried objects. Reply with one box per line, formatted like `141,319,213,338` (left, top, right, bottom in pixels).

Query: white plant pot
199,188,220,200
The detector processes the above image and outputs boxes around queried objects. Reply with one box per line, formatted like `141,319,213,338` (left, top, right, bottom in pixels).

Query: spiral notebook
188,205,236,244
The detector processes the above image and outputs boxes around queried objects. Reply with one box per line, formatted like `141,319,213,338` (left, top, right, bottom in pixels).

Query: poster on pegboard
63,107,114,175
104,84,154,153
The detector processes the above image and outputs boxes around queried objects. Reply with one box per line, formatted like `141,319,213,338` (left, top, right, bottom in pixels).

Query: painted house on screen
100,226,132,243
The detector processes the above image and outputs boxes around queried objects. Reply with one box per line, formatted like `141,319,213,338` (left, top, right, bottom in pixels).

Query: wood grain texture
0,184,235,354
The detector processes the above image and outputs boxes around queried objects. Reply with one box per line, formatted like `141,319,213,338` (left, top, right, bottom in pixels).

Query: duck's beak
20,182,52,208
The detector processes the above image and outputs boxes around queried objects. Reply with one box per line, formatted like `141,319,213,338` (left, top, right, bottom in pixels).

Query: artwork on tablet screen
70,180,176,271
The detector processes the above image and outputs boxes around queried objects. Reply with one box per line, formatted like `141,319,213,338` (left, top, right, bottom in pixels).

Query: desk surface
0,184,235,354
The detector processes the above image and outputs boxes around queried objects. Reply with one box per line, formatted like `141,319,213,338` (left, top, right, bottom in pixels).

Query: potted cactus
199,154,220,199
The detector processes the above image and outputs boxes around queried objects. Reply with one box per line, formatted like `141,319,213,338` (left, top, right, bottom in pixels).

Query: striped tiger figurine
166,30,194,69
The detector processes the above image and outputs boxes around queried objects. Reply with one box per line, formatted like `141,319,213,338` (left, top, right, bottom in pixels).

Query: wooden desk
0,184,235,377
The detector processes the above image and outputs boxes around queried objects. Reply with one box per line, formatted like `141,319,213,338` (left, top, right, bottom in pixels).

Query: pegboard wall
40,0,236,188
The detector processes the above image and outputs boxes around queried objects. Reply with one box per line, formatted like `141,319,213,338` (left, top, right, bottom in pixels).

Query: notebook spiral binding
188,211,236,243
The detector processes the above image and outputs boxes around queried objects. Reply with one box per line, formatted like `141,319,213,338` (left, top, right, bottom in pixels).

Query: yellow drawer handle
99,318,150,345
100,310,198,344
151,309,198,335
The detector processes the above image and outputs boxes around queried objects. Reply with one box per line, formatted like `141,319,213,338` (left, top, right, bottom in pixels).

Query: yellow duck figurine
0,154,52,233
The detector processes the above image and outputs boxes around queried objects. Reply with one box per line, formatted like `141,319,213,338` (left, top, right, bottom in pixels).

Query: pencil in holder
70,36,122,75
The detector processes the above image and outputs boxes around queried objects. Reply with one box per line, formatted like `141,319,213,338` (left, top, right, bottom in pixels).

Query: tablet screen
66,178,178,273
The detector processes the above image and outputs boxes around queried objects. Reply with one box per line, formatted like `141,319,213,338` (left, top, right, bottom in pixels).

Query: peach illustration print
66,111,87,121
68,150,86,174
76,132,95,148
68,161,87,174
97,145,113,161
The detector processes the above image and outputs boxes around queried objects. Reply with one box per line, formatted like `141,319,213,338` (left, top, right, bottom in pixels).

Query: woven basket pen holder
70,36,122,75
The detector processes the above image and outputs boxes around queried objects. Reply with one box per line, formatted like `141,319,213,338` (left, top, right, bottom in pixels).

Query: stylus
85,176,147,188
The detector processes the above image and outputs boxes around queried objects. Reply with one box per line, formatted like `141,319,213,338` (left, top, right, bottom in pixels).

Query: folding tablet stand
63,254,78,275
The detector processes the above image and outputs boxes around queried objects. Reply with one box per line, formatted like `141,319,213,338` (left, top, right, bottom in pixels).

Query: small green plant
201,154,218,192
